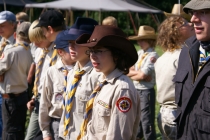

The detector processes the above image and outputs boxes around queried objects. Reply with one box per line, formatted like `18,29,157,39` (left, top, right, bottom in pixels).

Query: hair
104,46,131,74
29,19,46,42
16,12,29,22
16,22,31,43
102,16,118,27
157,15,185,52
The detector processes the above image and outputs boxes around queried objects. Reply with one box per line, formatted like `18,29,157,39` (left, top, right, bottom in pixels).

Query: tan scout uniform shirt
84,69,141,140
34,43,54,94
0,35,16,52
133,48,158,90
59,61,100,140
39,58,74,138
0,43,32,94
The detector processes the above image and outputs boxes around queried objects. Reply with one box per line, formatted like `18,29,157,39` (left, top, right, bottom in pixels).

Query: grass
25,45,164,139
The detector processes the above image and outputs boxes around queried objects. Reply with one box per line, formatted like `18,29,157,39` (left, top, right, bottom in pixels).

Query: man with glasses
174,0,210,139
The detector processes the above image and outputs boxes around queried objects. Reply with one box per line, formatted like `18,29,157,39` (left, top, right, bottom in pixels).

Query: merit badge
55,93,63,102
98,100,111,109
150,57,156,63
116,97,132,113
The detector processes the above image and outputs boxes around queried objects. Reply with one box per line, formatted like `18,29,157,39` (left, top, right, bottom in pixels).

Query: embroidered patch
116,97,132,113
97,100,111,109
0,53,4,59
55,93,63,102
150,57,156,63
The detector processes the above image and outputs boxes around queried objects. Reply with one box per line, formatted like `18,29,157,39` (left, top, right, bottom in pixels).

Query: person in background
0,10,16,140
155,13,194,139
75,25,140,140
16,12,29,24
25,19,57,140
173,0,210,139
0,22,32,140
58,17,99,140
102,16,118,27
128,25,158,140
39,30,76,140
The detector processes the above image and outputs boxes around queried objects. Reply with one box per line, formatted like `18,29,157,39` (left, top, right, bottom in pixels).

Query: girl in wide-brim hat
127,25,158,140
75,25,141,140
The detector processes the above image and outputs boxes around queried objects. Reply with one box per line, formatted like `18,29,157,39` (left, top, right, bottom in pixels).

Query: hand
0,74,4,82
144,75,152,82
27,99,35,111
43,136,53,140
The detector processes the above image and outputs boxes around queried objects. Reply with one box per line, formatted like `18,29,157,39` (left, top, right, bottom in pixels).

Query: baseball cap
54,30,69,53
16,22,31,41
0,11,16,24
33,10,64,29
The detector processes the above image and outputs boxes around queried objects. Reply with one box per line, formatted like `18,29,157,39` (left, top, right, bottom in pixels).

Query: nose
191,14,200,23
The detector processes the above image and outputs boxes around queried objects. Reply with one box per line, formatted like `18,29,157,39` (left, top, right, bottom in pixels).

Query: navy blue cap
0,11,16,24
62,17,98,41
54,30,69,53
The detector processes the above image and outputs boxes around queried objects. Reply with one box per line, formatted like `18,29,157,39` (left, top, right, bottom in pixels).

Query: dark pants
137,88,156,140
2,91,28,140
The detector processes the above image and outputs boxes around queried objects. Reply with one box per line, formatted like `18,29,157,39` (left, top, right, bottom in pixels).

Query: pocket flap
204,76,210,88
194,114,210,133
173,70,188,83
98,107,110,116
77,94,89,101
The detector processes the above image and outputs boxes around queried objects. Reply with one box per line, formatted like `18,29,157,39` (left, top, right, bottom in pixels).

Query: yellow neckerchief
14,42,29,50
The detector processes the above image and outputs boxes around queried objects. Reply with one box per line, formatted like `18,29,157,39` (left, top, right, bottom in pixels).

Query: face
57,49,76,65
69,41,89,62
34,39,51,48
0,21,15,39
190,9,210,41
41,26,55,42
137,40,150,51
178,19,195,42
89,46,116,76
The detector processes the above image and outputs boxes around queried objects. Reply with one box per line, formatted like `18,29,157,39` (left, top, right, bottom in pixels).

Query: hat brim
128,34,156,40
76,34,138,67
164,12,191,21
0,20,6,24
62,34,80,41
183,1,210,13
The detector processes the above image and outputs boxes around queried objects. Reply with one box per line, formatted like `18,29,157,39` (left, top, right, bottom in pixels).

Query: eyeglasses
17,20,24,24
178,20,192,28
85,49,110,55
188,9,210,16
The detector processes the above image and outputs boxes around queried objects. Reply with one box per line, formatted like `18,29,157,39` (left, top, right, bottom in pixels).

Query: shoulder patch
116,97,132,113
150,57,156,63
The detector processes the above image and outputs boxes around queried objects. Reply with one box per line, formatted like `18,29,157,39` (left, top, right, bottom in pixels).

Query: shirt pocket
94,107,111,132
173,70,188,105
201,76,210,113
76,94,89,114
52,86,64,105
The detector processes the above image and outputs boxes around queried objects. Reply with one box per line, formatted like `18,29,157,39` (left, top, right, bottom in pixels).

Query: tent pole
3,0,6,10
127,11,137,35
85,10,89,17
150,13,159,26
70,10,74,26
98,10,101,25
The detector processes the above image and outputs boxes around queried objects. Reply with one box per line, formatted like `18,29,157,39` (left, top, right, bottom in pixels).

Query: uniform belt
1,91,26,99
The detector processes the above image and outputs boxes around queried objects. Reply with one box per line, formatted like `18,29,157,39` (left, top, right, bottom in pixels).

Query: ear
13,32,16,39
48,26,54,34
57,49,63,56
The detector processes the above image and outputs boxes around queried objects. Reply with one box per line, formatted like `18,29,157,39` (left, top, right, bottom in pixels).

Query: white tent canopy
25,0,162,13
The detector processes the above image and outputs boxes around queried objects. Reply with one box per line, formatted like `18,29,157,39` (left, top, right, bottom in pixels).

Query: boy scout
39,30,76,140
75,25,140,140
25,20,57,140
0,22,32,140
128,25,158,140
58,17,99,140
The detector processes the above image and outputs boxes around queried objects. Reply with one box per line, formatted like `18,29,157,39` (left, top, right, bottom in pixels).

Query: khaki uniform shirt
0,43,32,94
34,43,54,94
84,69,141,140
39,58,74,138
133,48,158,90
59,61,100,140
0,35,16,52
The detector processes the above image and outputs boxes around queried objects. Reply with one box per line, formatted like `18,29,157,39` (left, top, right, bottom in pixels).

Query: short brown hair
157,15,184,52
16,12,29,22
102,16,117,27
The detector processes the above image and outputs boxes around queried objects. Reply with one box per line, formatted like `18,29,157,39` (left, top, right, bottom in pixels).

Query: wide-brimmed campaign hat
62,17,98,41
183,0,210,14
128,25,156,40
164,4,191,21
75,25,138,67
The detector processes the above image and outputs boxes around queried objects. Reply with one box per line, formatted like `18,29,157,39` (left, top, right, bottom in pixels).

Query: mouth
92,62,99,67
194,26,204,34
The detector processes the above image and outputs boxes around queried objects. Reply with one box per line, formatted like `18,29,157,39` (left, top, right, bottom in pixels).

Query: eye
94,50,102,54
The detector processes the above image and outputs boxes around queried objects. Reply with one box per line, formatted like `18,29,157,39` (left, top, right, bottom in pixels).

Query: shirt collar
73,61,93,74
98,68,123,84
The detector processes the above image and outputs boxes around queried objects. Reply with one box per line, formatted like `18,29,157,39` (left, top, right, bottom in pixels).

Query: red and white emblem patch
150,57,156,63
116,97,132,113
